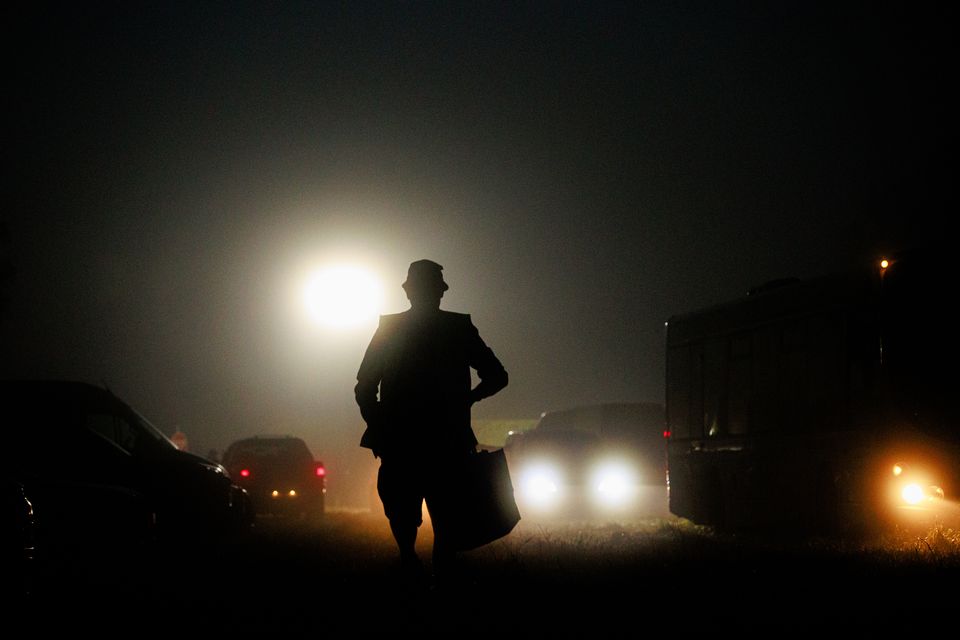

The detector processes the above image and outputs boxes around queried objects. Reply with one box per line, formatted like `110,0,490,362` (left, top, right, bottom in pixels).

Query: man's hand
468,389,479,406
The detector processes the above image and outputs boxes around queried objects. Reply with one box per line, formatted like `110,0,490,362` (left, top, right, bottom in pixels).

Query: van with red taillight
222,436,326,519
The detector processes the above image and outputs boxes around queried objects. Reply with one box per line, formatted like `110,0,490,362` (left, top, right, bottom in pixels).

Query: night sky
3,2,954,475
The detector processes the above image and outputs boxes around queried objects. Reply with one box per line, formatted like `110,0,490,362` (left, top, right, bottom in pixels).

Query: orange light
880,259,890,270
892,464,902,477
902,484,924,505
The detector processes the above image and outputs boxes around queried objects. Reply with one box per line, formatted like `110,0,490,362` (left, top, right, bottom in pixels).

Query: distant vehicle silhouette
3,380,253,560
222,436,326,519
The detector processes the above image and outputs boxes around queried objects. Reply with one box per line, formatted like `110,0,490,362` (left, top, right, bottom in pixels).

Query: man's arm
465,317,508,404
355,318,387,449
354,378,381,426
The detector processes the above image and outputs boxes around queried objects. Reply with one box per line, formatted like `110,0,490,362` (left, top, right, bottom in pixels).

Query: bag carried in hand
448,448,521,551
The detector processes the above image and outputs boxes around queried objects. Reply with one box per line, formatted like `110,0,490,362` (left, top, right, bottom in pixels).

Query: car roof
1,379,120,403
225,436,310,449
1,380,131,423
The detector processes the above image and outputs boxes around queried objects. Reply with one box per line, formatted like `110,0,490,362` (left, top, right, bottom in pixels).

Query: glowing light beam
303,265,384,329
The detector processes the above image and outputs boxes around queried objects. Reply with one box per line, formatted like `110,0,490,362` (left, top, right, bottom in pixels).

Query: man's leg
390,520,419,564
378,457,425,579
425,475,459,583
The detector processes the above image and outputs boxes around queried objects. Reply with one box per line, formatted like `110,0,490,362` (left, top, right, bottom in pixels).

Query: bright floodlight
304,265,383,328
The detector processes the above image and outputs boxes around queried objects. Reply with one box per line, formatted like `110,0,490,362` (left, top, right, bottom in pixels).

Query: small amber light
880,259,890,269
271,490,279,498
288,490,297,497
892,464,903,476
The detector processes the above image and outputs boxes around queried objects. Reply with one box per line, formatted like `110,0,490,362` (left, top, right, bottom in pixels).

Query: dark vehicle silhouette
3,380,253,558
222,436,326,518
2,480,35,597
666,251,960,532
505,404,670,519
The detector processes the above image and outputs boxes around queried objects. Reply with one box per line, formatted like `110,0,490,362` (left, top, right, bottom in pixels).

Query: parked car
2,480,36,597
3,380,253,554
222,436,326,518
505,426,670,519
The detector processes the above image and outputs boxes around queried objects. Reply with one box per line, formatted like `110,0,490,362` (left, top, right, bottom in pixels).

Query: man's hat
402,259,449,292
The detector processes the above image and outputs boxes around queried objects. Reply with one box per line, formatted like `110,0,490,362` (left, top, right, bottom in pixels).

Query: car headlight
901,483,944,505
889,462,945,506
901,483,924,505
519,464,563,509
592,462,636,507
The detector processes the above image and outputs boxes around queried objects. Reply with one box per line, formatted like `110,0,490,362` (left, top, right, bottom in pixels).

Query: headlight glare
902,483,924,505
592,462,636,507
519,464,562,509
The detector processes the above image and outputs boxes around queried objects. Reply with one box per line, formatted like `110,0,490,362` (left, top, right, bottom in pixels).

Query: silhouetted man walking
355,259,508,583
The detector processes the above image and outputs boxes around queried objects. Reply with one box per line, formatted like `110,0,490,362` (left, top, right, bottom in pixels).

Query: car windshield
517,430,603,456
85,408,176,456
131,410,177,450
225,440,313,465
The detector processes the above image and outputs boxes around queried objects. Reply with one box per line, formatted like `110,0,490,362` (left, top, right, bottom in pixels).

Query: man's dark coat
355,309,508,457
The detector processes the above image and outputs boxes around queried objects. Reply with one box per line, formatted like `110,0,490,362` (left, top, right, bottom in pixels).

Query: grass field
19,510,960,634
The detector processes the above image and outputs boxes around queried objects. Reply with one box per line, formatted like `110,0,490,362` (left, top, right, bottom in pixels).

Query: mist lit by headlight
593,462,636,507
519,464,562,509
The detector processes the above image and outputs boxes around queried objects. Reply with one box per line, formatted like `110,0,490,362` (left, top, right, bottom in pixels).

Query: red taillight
315,465,326,477
240,469,251,478
663,430,671,439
